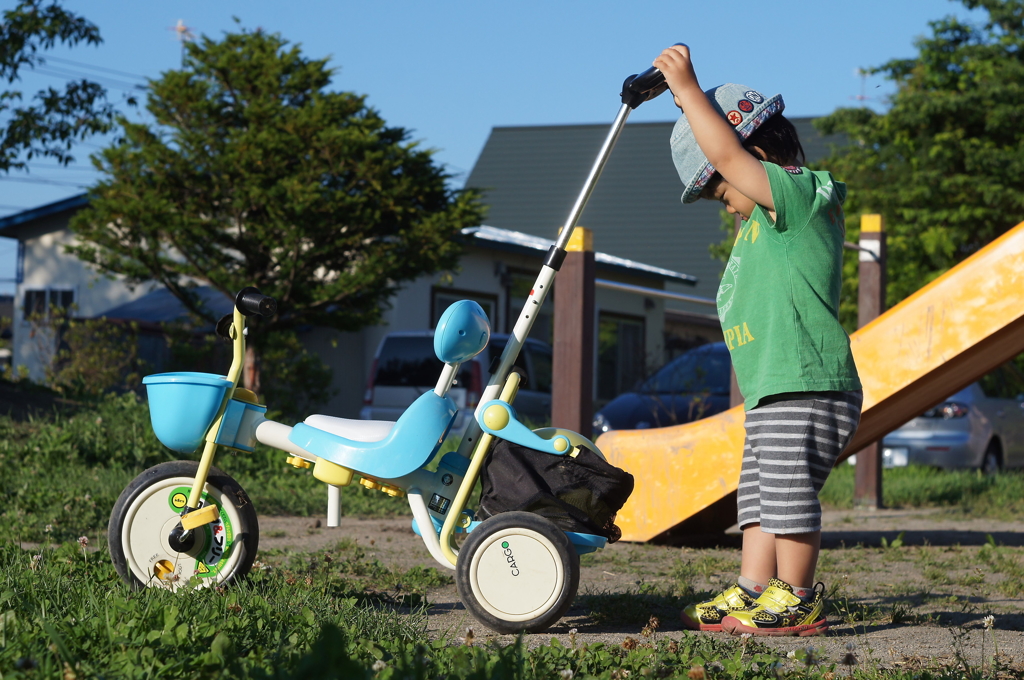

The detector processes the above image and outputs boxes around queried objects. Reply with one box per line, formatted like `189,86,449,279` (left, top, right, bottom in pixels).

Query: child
654,44,863,637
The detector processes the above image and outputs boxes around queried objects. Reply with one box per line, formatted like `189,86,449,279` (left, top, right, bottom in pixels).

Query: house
0,201,696,418
0,116,841,417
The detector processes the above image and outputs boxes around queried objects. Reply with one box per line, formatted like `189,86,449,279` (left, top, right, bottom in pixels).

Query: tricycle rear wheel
455,511,579,633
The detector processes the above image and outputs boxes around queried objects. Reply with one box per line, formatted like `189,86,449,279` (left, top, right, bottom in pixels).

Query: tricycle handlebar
235,287,277,318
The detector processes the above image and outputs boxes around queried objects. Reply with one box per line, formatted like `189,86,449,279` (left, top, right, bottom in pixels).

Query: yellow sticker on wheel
171,492,187,509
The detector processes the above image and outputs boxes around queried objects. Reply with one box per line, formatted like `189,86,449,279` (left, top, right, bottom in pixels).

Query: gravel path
257,507,1024,668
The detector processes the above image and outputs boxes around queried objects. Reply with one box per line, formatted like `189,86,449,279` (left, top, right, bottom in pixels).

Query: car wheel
981,441,1002,475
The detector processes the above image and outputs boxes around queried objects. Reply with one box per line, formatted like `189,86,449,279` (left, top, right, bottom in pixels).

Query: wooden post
552,227,595,433
854,214,886,509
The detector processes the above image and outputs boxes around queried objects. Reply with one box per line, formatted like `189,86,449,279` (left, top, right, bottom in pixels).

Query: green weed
821,463,1024,518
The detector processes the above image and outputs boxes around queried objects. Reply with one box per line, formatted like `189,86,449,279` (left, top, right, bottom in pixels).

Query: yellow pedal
286,455,311,469
381,484,405,498
181,503,219,530
359,477,381,491
313,458,354,486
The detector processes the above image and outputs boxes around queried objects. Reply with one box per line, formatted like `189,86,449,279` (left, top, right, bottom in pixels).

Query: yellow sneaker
681,584,757,632
721,579,827,637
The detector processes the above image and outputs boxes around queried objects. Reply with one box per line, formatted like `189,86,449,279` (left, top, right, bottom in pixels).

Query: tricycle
107,61,668,633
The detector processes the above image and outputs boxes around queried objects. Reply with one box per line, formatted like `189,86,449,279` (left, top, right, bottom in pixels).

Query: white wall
12,217,155,380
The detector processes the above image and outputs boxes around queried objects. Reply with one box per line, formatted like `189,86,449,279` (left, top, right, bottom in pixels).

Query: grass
3,391,1024,677
0,539,818,679
4,536,1020,679
820,460,1024,517
0,393,410,544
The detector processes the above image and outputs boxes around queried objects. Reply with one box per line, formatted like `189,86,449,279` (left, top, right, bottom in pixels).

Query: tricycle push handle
620,66,668,109
235,287,277,317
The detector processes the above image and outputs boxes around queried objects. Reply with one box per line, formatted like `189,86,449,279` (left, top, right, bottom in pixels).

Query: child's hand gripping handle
621,66,668,109
235,286,277,317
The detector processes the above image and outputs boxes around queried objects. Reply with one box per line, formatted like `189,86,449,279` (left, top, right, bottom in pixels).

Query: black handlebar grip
235,286,277,317
621,66,669,109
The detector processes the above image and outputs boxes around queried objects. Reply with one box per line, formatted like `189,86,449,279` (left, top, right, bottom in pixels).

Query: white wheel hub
120,476,242,589
468,527,564,622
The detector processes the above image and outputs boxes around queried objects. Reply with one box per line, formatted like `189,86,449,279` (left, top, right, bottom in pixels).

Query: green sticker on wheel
166,486,233,579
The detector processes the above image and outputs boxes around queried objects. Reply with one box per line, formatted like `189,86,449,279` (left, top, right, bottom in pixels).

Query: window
597,313,645,403
23,288,74,320
431,287,497,329
527,343,553,394
507,270,553,341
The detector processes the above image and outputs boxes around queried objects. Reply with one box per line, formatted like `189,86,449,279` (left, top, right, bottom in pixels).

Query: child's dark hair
700,114,806,199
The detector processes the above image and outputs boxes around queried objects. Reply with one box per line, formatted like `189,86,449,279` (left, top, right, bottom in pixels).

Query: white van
360,331,552,432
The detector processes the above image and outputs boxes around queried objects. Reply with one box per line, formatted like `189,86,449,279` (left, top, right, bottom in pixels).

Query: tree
816,0,1024,328
1,0,116,173
68,27,485,399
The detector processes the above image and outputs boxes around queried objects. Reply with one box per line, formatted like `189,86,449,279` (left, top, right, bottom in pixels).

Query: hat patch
744,90,764,104
737,99,754,113
783,166,803,175
726,110,743,126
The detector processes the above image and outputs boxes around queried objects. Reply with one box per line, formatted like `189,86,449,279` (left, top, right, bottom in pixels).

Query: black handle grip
621,66,668,109
235,286,277,318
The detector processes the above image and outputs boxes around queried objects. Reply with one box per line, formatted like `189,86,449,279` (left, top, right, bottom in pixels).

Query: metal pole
554,104,632,252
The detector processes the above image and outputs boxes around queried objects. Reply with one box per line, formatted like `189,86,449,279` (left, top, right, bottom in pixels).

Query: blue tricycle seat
288,391,457,480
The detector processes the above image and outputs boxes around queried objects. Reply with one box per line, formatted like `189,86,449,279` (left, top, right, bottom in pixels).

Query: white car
360,331,552,433
851,369,1024,473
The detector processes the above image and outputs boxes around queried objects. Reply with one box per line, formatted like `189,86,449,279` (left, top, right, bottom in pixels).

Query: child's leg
775,531,820,589
740,523,776,584
722,391,862,637
742,526,821,593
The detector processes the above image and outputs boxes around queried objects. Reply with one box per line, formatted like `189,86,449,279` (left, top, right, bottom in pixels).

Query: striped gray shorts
737,390,863,534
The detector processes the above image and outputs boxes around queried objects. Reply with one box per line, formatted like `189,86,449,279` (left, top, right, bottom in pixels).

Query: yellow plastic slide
596,221,1024,542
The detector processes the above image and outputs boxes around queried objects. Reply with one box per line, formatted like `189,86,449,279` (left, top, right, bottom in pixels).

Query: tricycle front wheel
108,460,259,590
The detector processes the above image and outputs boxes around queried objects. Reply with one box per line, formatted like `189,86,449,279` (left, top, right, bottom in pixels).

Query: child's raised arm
654,45,773,211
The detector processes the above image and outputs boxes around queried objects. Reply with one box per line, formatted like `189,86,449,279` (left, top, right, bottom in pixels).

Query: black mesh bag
476,439,635,542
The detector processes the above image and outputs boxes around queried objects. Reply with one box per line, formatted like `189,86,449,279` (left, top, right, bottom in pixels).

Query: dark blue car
593,342,731,434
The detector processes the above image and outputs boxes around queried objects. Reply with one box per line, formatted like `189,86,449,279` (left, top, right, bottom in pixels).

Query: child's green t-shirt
716,162,861,410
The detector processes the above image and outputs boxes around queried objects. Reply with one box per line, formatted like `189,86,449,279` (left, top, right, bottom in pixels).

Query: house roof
463,117,843,308
100,286,233,325
0,193,88,235
463,225,696,285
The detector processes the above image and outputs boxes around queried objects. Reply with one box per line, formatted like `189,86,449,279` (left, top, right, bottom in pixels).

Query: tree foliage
816,0,1024,325
68,27,485,399
0,0,115,172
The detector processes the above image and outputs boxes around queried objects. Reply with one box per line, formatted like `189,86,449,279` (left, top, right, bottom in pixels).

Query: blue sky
0,0,988,289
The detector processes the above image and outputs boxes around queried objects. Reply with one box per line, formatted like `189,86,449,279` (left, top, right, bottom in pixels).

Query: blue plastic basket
143,372,233,453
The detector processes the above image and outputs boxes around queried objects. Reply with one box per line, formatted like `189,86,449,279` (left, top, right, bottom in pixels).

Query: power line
22,163,101,172
0,176,89,187
32,66,147,93
42,56,148,81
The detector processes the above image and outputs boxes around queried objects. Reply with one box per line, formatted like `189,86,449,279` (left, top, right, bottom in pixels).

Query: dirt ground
257,507,1024,669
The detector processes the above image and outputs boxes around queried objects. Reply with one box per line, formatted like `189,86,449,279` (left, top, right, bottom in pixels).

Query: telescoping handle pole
477,64,671,412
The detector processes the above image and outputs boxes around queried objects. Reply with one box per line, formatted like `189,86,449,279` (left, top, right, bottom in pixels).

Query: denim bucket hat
670,83,784,204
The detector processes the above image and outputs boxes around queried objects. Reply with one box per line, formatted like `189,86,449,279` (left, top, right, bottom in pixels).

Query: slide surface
597,221,1024,542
